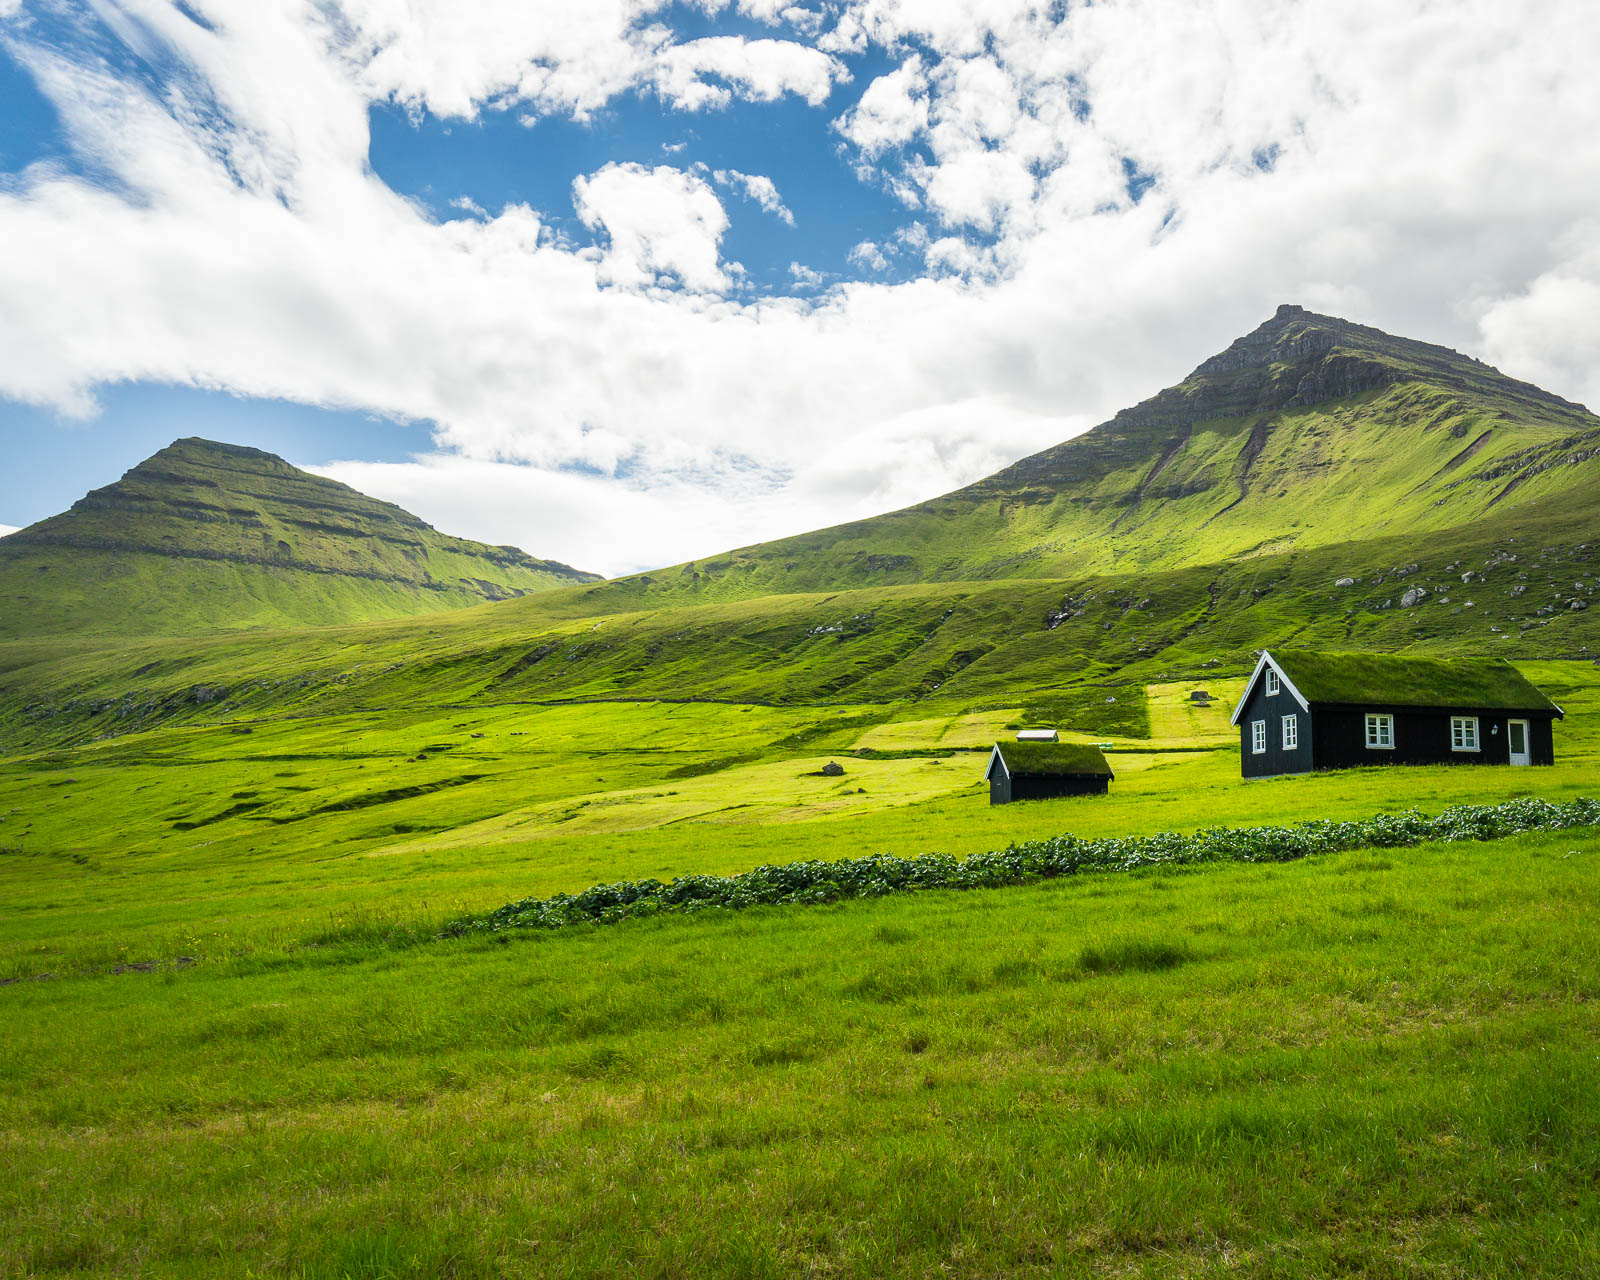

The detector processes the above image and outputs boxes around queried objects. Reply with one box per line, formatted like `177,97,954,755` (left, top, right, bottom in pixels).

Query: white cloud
788,262,830,288
652,36,847,110
833,54,926,157
0,523,19,537
338,3,845,120
847,240,889,272
712,168,794,225
314,395,1078,576
572,162,730,292
2,0,1600,571
1473,229,1600,412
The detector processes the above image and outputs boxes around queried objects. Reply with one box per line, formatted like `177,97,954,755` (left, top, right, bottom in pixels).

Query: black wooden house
985,740,1113,804
1230,649,1563,778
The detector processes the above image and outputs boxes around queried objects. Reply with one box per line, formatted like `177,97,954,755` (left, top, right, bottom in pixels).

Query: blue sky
0,2,925,535
1,2,1596,572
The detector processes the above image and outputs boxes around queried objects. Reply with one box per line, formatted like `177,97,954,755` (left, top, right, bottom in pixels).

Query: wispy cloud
710,167,794,225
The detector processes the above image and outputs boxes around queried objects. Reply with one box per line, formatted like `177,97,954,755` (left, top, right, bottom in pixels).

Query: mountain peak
1178,306,1580,419
1,436,600,638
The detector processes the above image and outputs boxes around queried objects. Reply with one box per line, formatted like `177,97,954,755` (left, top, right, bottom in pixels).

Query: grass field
4,828,1598,1277
3,656,1598,1275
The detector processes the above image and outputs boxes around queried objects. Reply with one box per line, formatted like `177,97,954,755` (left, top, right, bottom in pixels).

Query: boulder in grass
819,761,845,777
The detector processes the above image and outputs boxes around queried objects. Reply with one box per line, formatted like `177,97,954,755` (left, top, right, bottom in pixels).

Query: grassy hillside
605,306,1600,600
0,437,598,637
3,474,1594,756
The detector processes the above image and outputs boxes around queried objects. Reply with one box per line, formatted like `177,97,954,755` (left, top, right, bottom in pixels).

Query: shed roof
988,740,1113,779
1267,649,1562,715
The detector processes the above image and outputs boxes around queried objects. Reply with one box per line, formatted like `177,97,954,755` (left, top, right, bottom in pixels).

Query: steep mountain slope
0,438,598,637
604,306,1600,602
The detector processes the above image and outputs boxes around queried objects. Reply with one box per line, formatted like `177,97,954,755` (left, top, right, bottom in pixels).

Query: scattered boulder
819,761,846,777
1334,577,1355,587
1400,586,1428,608
1188,690,1213,703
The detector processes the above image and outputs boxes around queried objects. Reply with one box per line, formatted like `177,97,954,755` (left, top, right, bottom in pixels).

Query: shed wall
1010,774,1110,801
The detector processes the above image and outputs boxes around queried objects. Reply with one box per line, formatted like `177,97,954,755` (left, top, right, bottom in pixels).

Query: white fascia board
1229,651,1311,725
983,745,1008,781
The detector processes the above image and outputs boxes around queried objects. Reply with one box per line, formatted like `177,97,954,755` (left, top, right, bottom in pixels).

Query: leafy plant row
446,796,1599,936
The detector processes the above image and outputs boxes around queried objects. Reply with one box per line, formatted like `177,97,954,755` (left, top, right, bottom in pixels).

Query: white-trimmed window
1251,720,1267,754
1265,668,1281,696
1282,715,1298,750
1365,714,1394,750
1451,716,1480,752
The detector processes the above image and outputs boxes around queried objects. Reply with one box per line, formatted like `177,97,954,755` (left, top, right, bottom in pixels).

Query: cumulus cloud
0,523,19,537
2,0,1600,572
573,162,731,291
847,240,889,272
833,53,926,157
341,1,844,121
652,36,847,110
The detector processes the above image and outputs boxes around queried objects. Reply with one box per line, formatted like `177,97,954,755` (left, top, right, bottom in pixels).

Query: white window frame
1251,719,1267,754
1265,669,1280,696
1365,713,1394,750
1450,716,1480,752
1281,714,1298,750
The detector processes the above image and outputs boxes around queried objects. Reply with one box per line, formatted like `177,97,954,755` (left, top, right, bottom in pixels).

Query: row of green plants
447,796,1599,936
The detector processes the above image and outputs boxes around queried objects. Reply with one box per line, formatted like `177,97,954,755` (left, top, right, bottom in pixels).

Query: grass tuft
1077,938,1194,974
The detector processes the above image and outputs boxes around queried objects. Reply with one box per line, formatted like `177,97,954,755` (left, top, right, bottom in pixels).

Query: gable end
1230,651,1311,725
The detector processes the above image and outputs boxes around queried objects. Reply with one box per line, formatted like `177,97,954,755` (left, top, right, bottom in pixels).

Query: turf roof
1269,649,1563,714
993,741,1114,777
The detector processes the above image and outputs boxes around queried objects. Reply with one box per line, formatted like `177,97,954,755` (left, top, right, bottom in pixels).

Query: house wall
1313,705,1558,769
990,772,1108,804
1237,675,1313,778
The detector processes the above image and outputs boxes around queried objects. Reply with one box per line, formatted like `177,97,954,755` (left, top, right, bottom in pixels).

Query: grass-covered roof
1271,649,1562,714
994,741,1114,777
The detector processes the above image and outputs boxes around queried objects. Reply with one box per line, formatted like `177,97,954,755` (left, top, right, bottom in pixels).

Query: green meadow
2,655,1598,1275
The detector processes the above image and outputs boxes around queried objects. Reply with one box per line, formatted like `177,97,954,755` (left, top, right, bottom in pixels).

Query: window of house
1365,713,1394,749
1282,715,1298,750
1251,720,1266,754
1265,669,1280,696
1451,716,1480,751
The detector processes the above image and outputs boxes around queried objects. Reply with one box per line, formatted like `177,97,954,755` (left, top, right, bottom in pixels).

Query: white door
1508,719,1531,766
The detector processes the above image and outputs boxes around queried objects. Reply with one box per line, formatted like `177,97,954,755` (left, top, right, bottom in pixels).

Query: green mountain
605,305,1600,602
0,437,598,638
3,308,1598,753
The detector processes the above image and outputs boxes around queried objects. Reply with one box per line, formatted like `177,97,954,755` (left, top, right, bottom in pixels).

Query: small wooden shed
1229,648,1564,778
985,741,1113,805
